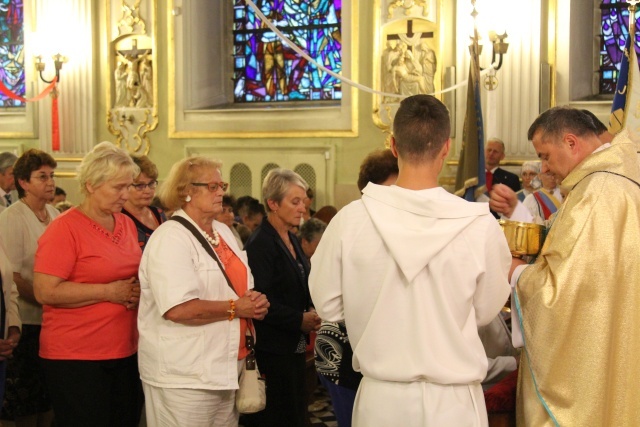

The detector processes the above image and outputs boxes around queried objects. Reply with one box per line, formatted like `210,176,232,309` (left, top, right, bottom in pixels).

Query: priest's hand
490,184,518,217
509,257,527,282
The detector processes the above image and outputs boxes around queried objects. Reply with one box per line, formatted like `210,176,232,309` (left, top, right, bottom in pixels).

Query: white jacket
138,210,253,390
310,184,511,385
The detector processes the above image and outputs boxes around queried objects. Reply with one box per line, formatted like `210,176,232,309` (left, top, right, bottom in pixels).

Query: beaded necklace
201,226,220,247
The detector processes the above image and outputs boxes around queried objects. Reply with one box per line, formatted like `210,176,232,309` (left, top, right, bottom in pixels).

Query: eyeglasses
130,181,158,191
221,207,234,214
191,182,229,192
31,172,55,183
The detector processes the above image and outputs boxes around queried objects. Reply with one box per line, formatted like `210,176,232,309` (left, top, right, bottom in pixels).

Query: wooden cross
386,20,433,51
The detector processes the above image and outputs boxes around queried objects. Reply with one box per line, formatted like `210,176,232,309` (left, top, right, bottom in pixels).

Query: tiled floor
239,383,337,427
308,384,337,427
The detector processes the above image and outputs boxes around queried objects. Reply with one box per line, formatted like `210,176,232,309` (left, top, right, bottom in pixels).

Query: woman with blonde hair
138,156,269,426
33,141,143,427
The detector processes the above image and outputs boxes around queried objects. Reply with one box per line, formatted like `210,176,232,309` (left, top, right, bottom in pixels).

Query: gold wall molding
53,157,82,162
446,159,529,167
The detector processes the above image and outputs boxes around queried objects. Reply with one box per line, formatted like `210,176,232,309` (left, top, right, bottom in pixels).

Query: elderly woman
33,142,143,427
0,149,59,427
138,157,269,426
515,161,540,202
244,168,321,427
122,155,166,251
298,217,326,260
522,170,564,222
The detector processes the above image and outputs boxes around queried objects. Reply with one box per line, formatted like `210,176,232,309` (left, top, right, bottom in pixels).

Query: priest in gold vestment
492,107,640,426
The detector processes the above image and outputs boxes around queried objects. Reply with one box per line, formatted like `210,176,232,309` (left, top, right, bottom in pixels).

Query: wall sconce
468,0,509,91
35,54,67,84
488,30,509,70
469,0,509,72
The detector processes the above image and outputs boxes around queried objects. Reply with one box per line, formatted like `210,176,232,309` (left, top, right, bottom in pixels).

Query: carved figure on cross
115,39,152,108
382,20,437,100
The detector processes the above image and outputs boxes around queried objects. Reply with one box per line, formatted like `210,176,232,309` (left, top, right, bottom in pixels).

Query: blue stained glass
600,0,640,94
232,0,342,103
0,0,25,108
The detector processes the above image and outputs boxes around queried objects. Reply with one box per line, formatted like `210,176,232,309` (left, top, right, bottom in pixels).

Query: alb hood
361,183,489,283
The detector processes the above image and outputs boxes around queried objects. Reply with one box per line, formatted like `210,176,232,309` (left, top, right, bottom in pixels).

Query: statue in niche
114,60,129,108
137,55,153,108
381,41,402,102
380,38,437,101
125,55,142,107
114,38,152,108
392,48,427,96
116,50,149,108
417,41,437,94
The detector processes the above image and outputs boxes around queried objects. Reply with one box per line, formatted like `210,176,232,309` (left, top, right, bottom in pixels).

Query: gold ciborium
498,219,545,257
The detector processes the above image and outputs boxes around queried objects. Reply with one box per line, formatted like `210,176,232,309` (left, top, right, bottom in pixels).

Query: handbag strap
169,216,237,296
170,215,257,354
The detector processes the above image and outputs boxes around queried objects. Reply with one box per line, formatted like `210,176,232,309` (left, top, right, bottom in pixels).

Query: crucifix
381,19,437,100
386,20,433,52
117,39,151,60
114,38,153,108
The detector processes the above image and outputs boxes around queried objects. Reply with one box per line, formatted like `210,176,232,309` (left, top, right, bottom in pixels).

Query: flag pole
454,0,486,200
608,0,640,138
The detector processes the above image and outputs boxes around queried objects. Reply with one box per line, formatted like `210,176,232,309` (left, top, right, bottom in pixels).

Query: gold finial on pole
469,0,481,56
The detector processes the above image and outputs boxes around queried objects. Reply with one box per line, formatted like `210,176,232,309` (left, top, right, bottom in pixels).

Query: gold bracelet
227,299,236,321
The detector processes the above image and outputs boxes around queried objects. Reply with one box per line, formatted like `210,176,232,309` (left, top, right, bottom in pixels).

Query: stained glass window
232,0,342,103
600,0,640,94
0,0,24,107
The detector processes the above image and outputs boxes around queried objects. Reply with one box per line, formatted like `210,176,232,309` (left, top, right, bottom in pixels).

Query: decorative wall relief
373,0,441,137
106,0,157,155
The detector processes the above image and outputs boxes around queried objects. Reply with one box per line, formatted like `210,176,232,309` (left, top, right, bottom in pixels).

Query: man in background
485,138,520,193
0,153,17,213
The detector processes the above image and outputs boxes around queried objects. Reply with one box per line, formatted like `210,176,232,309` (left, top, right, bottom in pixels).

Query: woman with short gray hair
261,168,308,212
244,168,321,427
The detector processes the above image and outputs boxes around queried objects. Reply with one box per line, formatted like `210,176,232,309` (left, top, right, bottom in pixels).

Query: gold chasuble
516,134,640,426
